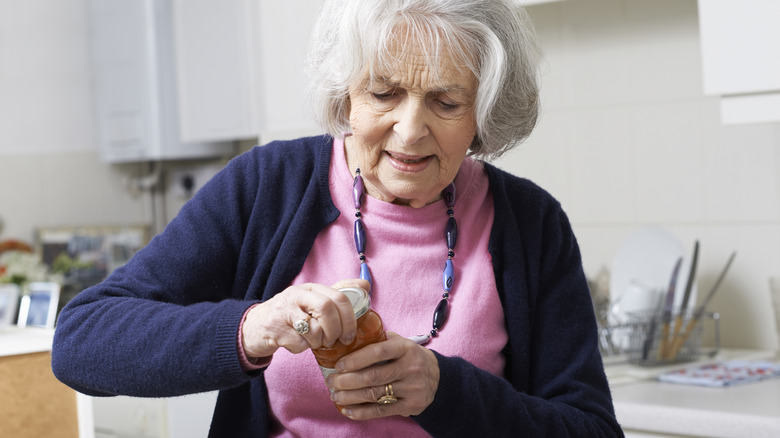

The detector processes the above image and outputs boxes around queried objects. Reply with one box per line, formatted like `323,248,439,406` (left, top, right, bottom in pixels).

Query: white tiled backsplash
495,0,780,350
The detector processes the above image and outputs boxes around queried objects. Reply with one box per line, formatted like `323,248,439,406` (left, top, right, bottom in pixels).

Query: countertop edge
0,327,55,356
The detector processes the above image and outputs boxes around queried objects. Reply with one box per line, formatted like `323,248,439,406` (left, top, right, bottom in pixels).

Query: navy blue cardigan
52,135,622,437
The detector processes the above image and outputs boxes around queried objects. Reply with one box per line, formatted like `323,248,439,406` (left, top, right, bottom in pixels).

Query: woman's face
345,42,478,208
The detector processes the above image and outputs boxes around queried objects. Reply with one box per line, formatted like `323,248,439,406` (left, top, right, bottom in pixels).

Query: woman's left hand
326,332,440,419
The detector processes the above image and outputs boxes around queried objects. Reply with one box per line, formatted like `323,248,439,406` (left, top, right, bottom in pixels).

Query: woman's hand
241,279,368,359
326,332,440,419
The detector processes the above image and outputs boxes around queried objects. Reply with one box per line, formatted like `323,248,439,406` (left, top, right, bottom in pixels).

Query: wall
0,1,151,242
2,0,778,350
494,0,780,349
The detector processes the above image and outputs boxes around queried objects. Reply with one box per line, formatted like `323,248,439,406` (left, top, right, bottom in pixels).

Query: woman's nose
393,99,429,146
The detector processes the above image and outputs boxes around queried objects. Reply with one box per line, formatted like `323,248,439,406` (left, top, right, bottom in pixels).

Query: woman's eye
439,100,459,110
371,91,395,100
435,98,463,112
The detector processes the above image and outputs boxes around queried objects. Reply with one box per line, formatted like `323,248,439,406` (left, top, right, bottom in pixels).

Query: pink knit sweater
261,138,505,436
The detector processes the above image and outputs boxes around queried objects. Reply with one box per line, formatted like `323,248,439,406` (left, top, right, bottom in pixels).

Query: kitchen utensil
667,240,699,358
668,251,736,360
641,293,666,361
658,257,683,360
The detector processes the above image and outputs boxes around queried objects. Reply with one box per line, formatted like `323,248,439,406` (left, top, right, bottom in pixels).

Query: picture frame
36,225,151,290
17,282,60,329
0,284,20,330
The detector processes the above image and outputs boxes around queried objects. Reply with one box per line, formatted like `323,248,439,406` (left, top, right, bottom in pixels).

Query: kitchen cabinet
92,391,217,438
697,0,780,124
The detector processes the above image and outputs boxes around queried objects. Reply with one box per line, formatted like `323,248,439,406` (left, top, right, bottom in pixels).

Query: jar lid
338,287,369,319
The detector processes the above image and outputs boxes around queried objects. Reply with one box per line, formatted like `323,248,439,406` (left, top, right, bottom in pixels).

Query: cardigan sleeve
412,168,623,437
52,152,265,397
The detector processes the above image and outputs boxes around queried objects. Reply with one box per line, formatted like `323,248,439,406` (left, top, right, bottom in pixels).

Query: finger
336,333,406,374
279,313,319,353
341,401,404,421
337,377,433,420
330,279,371,344
331,381,402,407
290,312,327,349
296,283,355,347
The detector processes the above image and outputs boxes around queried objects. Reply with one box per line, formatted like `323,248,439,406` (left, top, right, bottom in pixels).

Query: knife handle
659,322,671,360
666,315,685,359
668,318,699,360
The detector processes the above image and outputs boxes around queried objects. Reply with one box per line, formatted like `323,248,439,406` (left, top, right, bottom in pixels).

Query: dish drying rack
599,311,720,367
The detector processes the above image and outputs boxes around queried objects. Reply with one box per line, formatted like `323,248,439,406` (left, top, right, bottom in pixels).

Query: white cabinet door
92,392,218,438
698,0,780,96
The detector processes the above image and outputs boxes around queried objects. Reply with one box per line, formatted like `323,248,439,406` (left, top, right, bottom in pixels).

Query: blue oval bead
360,262,372,286
353,175,365,209
442,183,456,208
443,259,454,291
446,216,458,250
432,298,448,330
354,219,366,254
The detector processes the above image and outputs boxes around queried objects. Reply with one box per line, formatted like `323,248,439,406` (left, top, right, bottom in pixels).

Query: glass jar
312,287,386,410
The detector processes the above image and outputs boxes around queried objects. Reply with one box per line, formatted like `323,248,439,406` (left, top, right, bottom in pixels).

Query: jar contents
311,287,386,411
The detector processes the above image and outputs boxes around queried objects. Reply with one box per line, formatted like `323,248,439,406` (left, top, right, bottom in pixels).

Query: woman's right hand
240,279,367,360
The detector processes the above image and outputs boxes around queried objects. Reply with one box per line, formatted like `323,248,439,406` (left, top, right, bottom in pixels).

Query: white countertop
0,326,55,356
607,350,780,438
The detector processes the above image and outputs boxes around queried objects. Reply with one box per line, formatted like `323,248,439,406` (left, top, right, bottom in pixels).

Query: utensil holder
626,311,719,366
599,311,720,367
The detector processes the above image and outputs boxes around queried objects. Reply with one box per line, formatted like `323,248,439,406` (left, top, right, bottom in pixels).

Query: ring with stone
376,383,397,404
293,315,312,335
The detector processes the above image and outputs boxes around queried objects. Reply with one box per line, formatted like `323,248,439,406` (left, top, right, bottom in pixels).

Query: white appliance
88,0,257,163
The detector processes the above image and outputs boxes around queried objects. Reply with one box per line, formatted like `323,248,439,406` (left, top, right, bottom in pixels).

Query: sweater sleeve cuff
237,303,272,371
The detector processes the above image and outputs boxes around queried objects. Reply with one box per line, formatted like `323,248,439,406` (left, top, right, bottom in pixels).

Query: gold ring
376,383,397,404
293,315,311,335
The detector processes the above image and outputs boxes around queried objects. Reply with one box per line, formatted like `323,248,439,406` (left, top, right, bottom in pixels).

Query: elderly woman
53,0,622,436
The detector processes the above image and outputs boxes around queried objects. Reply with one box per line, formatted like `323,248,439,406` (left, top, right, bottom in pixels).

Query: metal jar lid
338,287,370,319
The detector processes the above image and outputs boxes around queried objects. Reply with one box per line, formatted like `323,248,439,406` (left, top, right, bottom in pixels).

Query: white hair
305,0,541,160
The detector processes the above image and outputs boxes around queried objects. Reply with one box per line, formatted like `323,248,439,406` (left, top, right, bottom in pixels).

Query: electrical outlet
168,163,223,200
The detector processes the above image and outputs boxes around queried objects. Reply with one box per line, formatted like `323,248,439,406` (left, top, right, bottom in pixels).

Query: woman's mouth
391,154,425,164
385,151,433,172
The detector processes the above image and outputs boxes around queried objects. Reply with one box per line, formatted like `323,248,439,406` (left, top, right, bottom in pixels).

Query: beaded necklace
351,168,458,345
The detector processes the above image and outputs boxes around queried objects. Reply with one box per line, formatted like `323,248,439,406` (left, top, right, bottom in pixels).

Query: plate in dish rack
609,227,697,325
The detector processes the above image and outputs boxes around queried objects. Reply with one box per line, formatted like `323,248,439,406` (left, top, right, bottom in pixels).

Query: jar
312,287,386,410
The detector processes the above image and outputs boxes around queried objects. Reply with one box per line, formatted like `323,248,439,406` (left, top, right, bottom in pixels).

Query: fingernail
341,408,352,417
336,361,346,372
344,332,355,345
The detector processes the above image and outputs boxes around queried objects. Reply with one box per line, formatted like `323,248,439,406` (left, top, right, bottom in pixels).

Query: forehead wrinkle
375,76,467,93
369,28,475,91
369,55,474,98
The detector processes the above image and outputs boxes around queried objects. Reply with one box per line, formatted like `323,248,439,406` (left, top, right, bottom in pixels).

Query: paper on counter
657,360,780,387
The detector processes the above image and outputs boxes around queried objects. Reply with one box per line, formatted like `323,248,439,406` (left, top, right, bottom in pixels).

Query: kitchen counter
0,326,55,356
607,350,780,438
